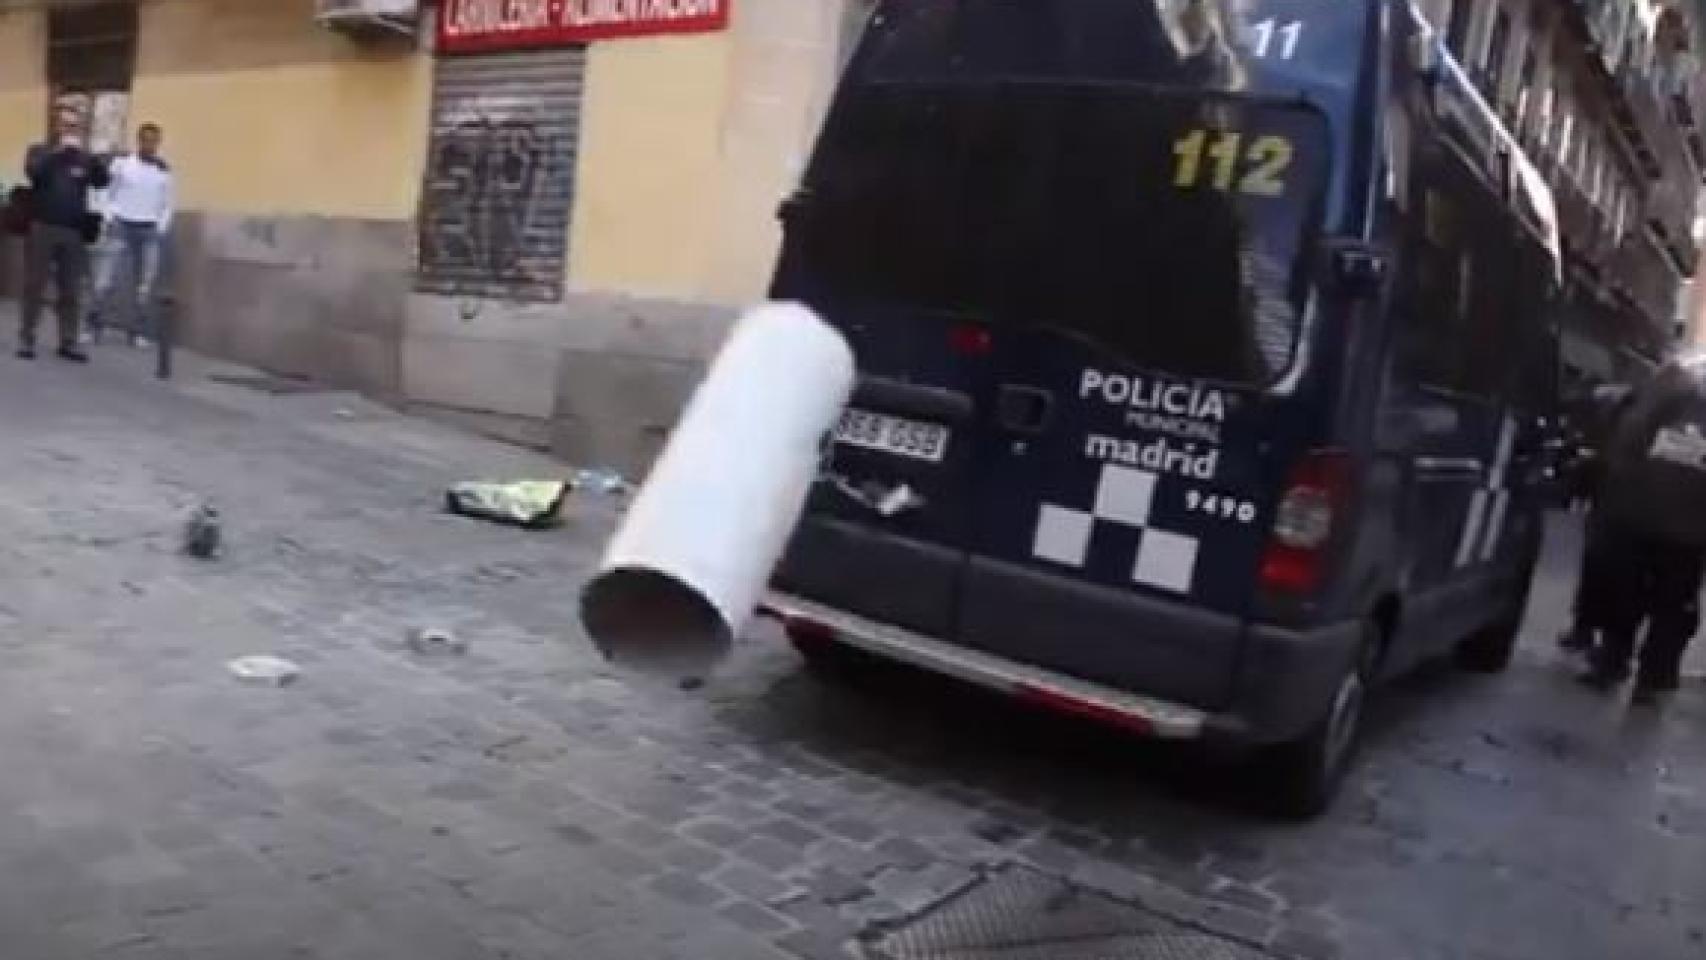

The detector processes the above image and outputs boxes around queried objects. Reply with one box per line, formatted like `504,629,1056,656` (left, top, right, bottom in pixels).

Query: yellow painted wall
130,58,431,220
566,0,846,304
128,0,431,220
0,8,46,182
567,34,735,299
704,0,847,303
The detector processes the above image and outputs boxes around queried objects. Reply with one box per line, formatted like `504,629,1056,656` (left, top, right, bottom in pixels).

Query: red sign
438,0,730,53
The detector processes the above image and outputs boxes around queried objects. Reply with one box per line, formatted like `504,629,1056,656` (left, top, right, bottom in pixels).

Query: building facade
0,0,1700,466
0,0,861,471
1412,0,1705,384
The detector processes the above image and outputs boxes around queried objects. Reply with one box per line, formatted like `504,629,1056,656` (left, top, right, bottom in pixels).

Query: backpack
1603,364,1706,546
1,185,31,236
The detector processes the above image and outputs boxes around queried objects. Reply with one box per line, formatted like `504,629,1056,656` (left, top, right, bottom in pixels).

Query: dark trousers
1572,517,1618,631
1594,525,1706,687
19,223,87,350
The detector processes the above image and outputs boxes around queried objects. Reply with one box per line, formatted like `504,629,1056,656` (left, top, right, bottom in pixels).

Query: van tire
790,632,873,679
1454,614,1522,673
1261,623,1380,819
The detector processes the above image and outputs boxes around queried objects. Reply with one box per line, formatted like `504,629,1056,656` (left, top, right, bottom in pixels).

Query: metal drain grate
875,868,1272,960
207,372,335,396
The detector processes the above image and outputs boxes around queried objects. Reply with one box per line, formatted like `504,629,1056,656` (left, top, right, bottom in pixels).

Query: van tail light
1259,449,1352,594
948,323,993,356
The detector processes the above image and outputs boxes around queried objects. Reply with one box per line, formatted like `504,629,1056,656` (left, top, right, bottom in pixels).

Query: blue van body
767,0,1558,812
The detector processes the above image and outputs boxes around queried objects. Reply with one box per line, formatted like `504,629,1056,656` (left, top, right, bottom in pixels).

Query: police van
766,0,1561,814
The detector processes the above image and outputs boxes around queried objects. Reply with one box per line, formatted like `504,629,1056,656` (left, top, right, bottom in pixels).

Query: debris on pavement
572,468,632,496
406,626,470,656
227,655,302,687
445,479,571,529
182,504,223,559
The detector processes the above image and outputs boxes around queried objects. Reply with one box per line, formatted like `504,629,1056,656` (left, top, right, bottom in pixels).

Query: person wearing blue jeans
88,122,174,347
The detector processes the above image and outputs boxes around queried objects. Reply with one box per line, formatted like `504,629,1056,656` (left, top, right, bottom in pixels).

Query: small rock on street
0,341,1704,960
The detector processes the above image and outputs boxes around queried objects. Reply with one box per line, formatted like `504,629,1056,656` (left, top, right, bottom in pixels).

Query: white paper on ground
227,655,302,686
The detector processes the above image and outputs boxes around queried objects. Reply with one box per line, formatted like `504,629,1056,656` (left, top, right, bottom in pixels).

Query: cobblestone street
1,339,1704,960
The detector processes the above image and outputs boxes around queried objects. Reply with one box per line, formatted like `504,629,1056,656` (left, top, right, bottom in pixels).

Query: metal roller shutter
416,47,587,303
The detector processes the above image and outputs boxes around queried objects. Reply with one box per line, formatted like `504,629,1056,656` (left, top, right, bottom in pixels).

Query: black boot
1558,624,1596,652
1578,650,1631,690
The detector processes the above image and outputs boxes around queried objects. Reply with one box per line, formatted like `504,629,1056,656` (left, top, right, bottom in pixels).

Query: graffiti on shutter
417,49,585,303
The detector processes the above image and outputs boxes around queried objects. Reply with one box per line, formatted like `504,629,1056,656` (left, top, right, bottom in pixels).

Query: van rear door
943,89,1332,709
772,0,1363,700
769,89,1005,641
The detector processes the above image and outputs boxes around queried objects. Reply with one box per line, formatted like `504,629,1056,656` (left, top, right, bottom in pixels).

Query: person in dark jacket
1580,356,1706,701
1557,386,1636,654
18,112,109,362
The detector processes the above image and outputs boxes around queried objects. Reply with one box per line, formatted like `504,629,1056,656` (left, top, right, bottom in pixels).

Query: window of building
1484,10,1512,96
1536,80,1556,147
46,0,137,152
47,1,137,91
1515,42,1538,126
1578,131,1594,185
1445,0,1476,58
1602,3,1629,59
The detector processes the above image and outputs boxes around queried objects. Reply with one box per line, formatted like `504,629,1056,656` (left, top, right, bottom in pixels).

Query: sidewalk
0,307,1278,960
0,315,747,958
4,300,1706,960
1,319,1265,960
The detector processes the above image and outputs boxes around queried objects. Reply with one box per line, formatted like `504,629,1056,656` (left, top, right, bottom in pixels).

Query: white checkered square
1033,505,1093,567
1093,465,1157,528
1133,529,1199,593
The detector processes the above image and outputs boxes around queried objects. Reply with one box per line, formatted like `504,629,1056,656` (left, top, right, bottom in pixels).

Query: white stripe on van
1455,416,1517,569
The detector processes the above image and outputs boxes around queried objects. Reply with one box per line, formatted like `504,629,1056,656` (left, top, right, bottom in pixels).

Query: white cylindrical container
580,302,855,680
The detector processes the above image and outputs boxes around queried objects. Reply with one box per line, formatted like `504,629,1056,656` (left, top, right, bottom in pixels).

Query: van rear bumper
764,592,1360,745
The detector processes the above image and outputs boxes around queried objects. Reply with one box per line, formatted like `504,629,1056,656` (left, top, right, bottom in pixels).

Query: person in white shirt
88,122,173,347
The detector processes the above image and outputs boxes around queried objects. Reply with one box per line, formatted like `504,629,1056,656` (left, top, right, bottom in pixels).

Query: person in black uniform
1557,386,1635,654
1580,357,1706,702
18,111,109,362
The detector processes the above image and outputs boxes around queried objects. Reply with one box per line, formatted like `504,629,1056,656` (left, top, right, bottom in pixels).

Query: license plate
835,409,951,462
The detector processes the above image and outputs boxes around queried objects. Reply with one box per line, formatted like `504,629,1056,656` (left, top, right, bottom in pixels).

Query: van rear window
857,0,1369,99
791,85,1329,385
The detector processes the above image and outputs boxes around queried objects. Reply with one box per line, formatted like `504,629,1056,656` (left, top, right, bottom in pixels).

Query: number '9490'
1186,490,1257,525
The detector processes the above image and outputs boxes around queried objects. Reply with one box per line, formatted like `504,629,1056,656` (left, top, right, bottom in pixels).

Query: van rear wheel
1261,623,1380,819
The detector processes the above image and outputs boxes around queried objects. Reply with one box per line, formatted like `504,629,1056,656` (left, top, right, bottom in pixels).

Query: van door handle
997,385,1054,433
